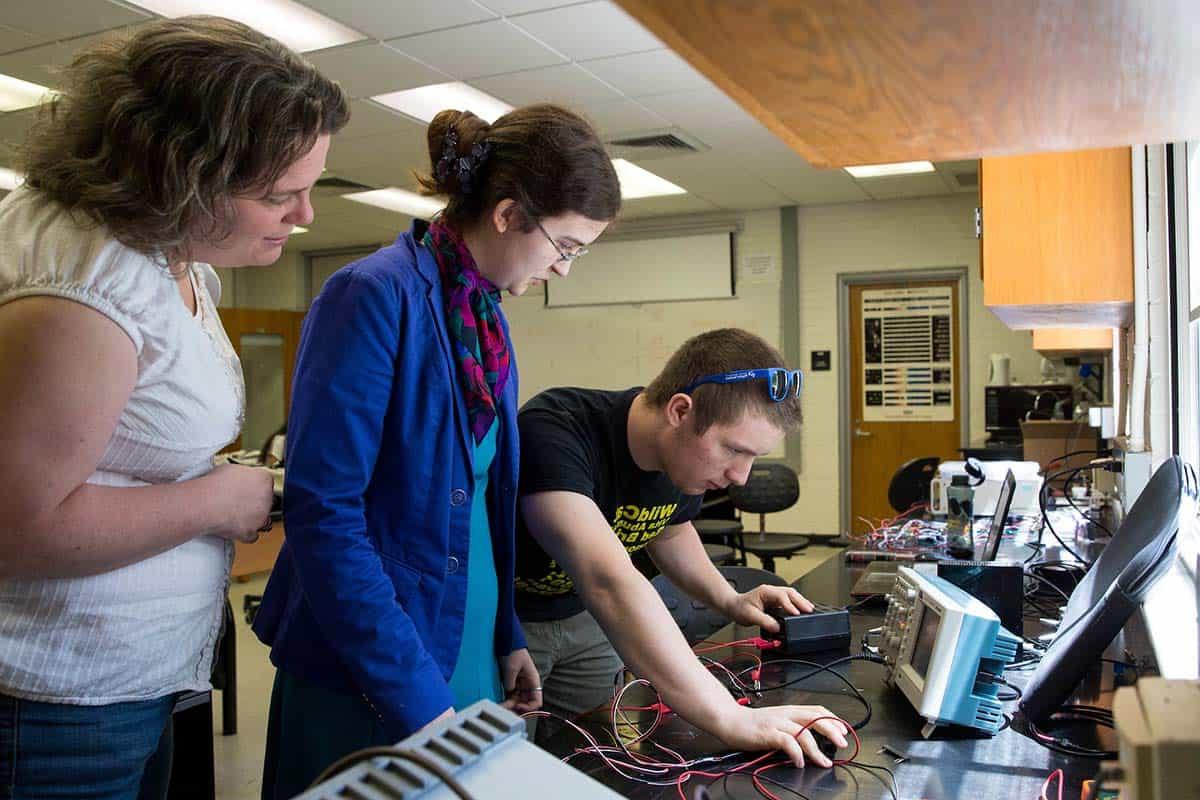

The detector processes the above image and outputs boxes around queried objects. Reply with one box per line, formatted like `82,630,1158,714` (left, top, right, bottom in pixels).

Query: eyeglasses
535,218,588,263
681,368,804,402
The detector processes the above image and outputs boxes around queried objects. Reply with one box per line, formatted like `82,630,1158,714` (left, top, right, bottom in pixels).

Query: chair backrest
887,456,939,512
728,462,799,515
652,565,787,644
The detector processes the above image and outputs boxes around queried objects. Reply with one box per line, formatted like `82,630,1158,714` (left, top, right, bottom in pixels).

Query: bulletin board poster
861,286,954,421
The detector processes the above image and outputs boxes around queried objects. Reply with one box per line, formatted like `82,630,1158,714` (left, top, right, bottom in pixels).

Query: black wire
1038,466,1093,567
751,655,884,730
996,676,1022,702
841,760,900,800
1023,708,1117,759
1044,449,1108,470
307,746,477,798
715,771,813,800
1022,570,1072,603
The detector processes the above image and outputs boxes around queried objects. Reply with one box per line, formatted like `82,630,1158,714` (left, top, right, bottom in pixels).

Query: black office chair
887,456,939,513
702,543,737,565
653,566,787,644
728,462,812,573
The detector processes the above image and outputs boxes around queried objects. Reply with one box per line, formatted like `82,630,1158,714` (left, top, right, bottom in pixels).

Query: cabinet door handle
854,427,873,438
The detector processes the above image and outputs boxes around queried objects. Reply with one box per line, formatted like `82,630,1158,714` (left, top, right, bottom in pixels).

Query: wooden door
848,280,963,534
216,308,304,452
217,308,305,580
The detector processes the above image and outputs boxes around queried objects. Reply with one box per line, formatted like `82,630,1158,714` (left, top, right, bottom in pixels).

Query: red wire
1040,768,1064,800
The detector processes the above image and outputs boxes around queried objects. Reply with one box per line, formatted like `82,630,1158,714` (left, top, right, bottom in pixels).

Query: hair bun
425,109,491,196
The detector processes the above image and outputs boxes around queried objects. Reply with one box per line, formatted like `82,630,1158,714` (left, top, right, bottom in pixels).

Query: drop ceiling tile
582,99,666,137
855,173,955,201
300,0,496,40
645,86,754,129
3,0,149,41
619,193,719,218
0,25,145,88
0,108,39,149
0,25,39,55
307,42,449,99
581,49,714,99
473,63,622,107
386,19,565,81
509,1,660,62
339,99,428,141
479,0,590,15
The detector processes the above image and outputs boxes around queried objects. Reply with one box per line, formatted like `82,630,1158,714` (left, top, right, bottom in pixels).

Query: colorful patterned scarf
423,220,510,444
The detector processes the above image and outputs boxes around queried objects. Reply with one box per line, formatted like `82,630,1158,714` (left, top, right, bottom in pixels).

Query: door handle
854,427,873,438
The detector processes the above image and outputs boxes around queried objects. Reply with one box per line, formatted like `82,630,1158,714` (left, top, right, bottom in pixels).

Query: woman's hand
500,648,543,714
203,464,275,542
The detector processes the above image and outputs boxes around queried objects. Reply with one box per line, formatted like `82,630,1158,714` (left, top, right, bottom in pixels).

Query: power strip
760,603,851,655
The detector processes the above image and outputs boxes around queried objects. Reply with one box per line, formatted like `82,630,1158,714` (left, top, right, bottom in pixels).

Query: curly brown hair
416,104,620,231
644,328,803,435
19,16,349,263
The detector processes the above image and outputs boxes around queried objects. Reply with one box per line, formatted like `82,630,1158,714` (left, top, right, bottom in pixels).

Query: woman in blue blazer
254,104,621,797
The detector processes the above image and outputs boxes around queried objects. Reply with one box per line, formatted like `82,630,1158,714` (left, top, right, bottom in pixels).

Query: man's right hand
204,464,275,543
714,704,850,768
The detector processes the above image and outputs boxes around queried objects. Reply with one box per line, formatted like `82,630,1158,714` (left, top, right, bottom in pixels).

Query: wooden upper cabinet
615,1,1200,166
1032,328,1115,356
980,148,1133,329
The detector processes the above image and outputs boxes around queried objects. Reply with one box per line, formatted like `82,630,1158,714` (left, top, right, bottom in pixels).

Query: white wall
213,197,1044,538
504,208,784,403
791,193,1040,534
213,251,307,310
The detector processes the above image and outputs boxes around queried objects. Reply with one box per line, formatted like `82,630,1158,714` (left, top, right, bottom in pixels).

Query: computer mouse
914,552,939,562
816,736,842,762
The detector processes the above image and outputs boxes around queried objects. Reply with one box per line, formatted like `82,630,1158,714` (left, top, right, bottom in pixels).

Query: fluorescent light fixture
342,188,445,218
125,0,364,52
611,158,686,199
291,226,308,234
0,73,55,112
0,167,24,192
372,82,513,125
843,161,936,178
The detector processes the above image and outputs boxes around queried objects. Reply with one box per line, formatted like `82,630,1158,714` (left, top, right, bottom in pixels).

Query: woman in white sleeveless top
0,17,348,800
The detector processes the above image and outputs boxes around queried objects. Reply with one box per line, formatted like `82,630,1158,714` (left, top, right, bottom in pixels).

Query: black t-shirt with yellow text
514,387,702,622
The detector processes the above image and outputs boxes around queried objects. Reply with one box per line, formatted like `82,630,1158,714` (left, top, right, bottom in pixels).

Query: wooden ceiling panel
615,0,1200,167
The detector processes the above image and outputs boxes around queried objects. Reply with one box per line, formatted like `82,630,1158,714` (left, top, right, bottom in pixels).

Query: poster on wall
861,286,954,421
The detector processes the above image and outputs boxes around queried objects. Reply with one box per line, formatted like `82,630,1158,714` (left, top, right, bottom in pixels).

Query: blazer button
450,488,467,506
447,555,460,573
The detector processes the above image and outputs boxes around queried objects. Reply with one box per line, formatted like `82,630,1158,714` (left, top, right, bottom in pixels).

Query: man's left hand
500,648,543,713
721,585,815,632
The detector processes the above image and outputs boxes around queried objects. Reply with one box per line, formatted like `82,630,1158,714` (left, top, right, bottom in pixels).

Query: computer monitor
979,469,1016,561
1019,456,1197,724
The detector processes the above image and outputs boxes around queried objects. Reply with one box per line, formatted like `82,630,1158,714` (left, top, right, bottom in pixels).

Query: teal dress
260,420,505,800
447,419,504,706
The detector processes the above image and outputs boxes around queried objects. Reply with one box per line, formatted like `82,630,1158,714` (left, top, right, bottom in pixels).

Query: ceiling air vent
954,171,979,188
606,128,709,161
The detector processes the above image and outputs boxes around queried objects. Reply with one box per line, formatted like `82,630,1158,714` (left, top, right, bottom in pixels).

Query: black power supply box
760,603,851,655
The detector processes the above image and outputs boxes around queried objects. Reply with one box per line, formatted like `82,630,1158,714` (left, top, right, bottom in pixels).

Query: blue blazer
253,220,525,739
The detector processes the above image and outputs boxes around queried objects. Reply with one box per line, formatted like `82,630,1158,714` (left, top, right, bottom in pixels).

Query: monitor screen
980,469,1016,561
909,605,941,681
1020,456,1196,723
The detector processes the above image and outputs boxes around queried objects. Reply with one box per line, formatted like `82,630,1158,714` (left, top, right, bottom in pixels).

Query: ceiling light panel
342,188,445,218
124,0,365,52
0,73,54,112
372,82,513,124
611,158,687,199
843,161,936,178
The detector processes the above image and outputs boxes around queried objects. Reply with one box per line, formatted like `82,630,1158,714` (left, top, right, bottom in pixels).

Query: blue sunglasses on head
681,368,804,402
